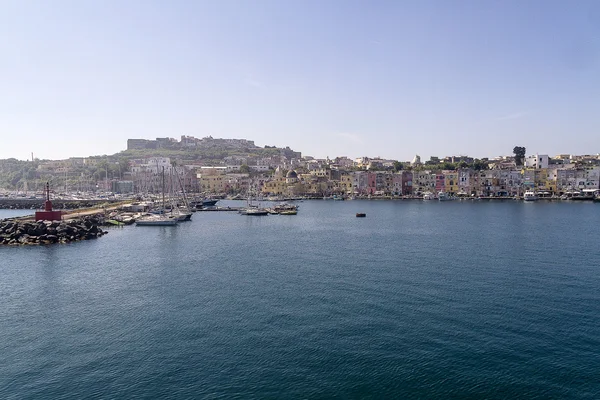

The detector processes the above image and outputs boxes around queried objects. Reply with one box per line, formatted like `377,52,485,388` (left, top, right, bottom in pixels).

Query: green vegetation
0,159,38,189
0,155,130,191
119,145,282,164
412,159,489,171
513,146,526,166
0,141,297,190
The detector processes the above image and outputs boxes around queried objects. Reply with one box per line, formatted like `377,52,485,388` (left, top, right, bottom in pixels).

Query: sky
1,0,599,161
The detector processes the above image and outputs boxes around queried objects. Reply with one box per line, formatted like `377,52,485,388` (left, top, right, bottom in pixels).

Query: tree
239,164,250,173
393,161,404,172
472,159,488,171
513,146,526,166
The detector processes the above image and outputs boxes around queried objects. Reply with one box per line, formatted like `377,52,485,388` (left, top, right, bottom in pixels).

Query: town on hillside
1,137,600,199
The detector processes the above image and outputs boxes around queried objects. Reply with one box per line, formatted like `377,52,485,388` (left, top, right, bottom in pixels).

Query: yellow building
535,169,550,192
262,177,288,195
197,168,227,193
444,171,459,194
339,174,353,193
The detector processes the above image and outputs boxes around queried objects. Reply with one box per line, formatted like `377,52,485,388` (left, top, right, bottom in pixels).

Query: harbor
2,199,600,398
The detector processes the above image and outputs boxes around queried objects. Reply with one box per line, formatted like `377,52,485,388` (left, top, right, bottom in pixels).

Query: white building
130,157,172,174
249,165,270,172
525,154,549,169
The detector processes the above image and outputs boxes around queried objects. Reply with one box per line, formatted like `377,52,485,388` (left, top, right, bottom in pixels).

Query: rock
1,216,108,246
18,234,30,244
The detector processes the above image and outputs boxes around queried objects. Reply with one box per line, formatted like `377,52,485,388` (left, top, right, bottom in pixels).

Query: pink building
435,174,445,192
392,174,403,195
402,171,413,195
367,173,377,194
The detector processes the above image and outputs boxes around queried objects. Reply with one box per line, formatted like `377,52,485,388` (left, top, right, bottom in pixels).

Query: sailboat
240,185,269,215
167,166,193,221
136,166,178,226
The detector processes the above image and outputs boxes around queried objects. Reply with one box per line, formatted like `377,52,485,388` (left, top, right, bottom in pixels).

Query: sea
1,200,599,399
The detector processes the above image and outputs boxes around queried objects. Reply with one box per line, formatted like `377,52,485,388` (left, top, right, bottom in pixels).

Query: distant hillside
0,136,302,190
121,136,301,163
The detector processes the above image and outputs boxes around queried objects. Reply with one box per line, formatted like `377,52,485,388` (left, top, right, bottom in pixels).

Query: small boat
356,213,366,217
243,207,269,216
570,193,595,201
438,191,454,201
422,192,434,200
190,198,219,209
273,203,299,213
169,210,193,221
523,191,539,201
201,199,218,207
279,210,297,215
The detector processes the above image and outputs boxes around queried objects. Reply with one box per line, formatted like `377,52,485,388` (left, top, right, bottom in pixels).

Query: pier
195,206,243,212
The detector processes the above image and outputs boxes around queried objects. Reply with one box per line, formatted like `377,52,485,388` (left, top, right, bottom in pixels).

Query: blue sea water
1,200,600,399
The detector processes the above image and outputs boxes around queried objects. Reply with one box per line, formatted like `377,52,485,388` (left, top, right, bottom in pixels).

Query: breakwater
0,215,107,245
0,198,123,210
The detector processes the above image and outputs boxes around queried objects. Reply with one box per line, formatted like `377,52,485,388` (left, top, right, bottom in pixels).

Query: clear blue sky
1,0,599,161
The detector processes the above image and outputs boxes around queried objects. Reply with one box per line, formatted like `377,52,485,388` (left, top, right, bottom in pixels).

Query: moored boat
438,191,454,201
279,210,297,215
243,207,269,216
135,215,178,226
190,198,219,210
523,191,539,201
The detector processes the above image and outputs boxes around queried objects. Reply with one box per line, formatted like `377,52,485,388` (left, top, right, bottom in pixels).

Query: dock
195,206,244,212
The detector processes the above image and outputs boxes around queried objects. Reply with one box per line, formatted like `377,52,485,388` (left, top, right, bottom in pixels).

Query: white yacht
523,191,539,201
422,192,434,200
135,214,178,226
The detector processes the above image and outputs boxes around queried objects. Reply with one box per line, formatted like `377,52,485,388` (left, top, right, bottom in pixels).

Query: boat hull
136,220,178,226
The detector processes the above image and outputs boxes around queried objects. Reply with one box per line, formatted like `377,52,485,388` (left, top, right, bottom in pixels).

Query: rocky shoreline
0,215,108,245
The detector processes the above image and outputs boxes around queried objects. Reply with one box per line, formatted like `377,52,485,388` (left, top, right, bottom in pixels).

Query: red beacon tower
35,182,63,221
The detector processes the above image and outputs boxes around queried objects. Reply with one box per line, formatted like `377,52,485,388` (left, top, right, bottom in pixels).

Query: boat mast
174,165,190,209
162,166,165,212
